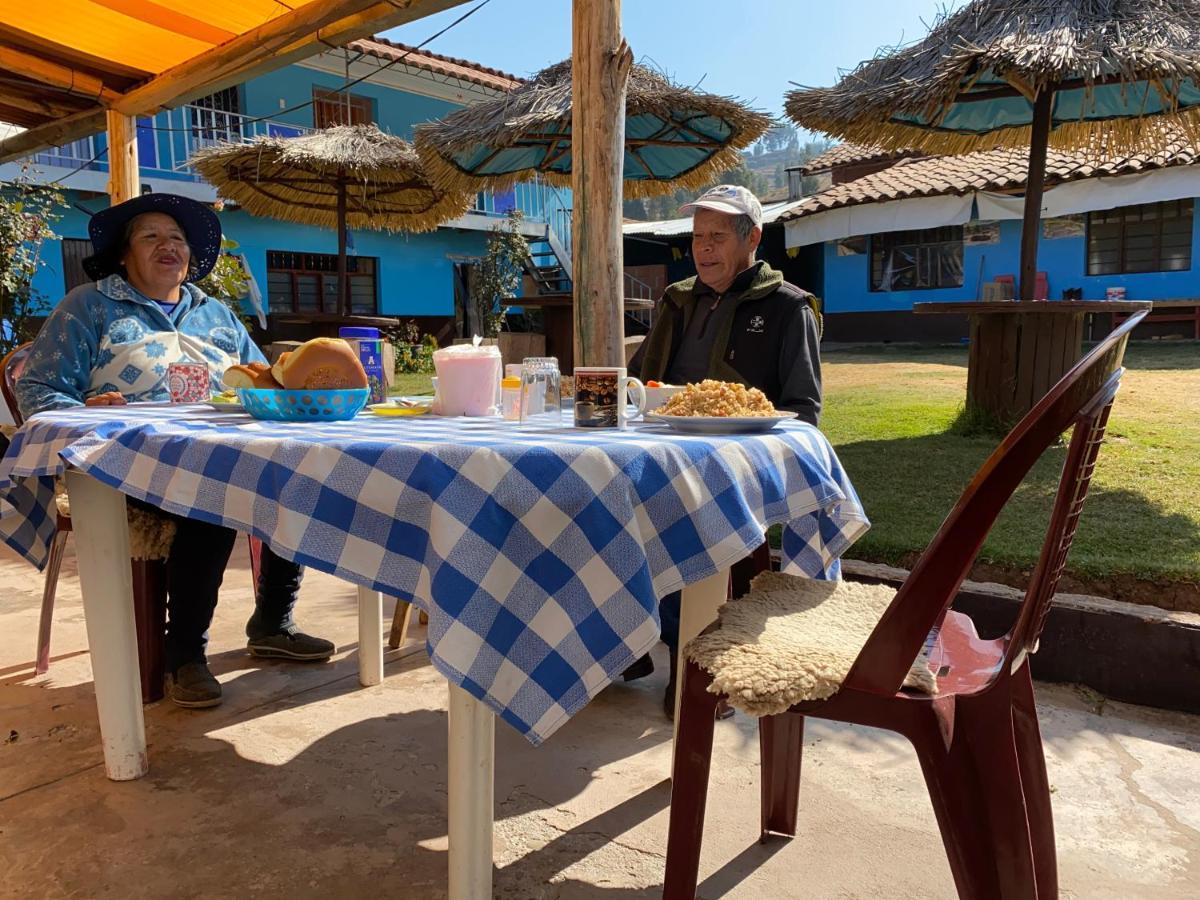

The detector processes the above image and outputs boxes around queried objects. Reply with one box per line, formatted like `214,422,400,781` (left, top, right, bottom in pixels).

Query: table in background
915,301,1151,423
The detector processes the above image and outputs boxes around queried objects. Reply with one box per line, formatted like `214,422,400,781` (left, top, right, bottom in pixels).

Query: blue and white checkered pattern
0,404,869,744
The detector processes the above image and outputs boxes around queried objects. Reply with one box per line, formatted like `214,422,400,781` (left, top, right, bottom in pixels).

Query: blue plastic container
236,388,370,421
339,326,386,404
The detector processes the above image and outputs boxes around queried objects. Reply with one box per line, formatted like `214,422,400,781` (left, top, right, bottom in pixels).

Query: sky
385,0,969,129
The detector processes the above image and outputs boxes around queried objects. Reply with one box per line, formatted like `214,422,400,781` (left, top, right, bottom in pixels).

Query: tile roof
348,36,523,93
781,138,1200,222
797,143,918,174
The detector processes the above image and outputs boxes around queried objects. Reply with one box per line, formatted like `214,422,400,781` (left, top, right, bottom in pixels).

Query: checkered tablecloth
0,404,869,744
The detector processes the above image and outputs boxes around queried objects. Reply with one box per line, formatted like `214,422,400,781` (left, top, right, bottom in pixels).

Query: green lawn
821,342,1200,604
385,349,1199,604
390,373,435,396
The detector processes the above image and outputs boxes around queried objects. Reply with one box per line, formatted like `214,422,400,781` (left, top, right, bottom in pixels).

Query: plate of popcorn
643,380,797,434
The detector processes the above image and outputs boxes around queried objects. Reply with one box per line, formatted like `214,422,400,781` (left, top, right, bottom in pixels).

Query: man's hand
84,392,127,407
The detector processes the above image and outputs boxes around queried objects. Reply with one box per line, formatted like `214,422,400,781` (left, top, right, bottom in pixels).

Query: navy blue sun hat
82,192,222,282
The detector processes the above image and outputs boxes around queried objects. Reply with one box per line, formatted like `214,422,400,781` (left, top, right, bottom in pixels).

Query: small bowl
642,384,686,414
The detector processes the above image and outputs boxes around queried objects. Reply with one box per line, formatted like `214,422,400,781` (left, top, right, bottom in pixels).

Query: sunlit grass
821,343,1200,584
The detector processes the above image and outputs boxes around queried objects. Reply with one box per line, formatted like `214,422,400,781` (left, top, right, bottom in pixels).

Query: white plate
203,400,244,411
643,411,798,434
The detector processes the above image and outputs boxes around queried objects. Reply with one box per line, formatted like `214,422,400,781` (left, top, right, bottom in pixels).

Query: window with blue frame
1086,199,1193,275
870,226,964,292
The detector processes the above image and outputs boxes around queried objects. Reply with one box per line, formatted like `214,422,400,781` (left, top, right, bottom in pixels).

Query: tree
472,209,531,338
719,161,767,197
196,237,256,329
0,167,64,358
622,197,648,220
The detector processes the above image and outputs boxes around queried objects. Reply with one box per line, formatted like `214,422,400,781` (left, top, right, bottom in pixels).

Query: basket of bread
223,338,371,421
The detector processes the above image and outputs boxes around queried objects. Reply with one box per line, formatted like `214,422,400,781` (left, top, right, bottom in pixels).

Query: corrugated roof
348,36,523,93
623,199,805,237
780,138,1200,223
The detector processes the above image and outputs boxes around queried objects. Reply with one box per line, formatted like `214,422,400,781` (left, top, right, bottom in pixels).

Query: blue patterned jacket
16,275,266,419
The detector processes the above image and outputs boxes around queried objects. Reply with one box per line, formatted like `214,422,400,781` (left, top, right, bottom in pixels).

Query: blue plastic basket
235,388,370,421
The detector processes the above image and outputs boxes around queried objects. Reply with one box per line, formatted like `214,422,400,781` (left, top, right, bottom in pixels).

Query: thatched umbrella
192,124,471,316
784,0,1200,301
413,60,772,198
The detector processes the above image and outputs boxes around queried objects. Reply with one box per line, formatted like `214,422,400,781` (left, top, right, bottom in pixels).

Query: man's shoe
621,653,655,682
247,627,335,661
165,662,222,709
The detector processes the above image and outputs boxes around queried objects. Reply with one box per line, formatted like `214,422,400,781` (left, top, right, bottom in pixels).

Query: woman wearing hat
17,193,334,708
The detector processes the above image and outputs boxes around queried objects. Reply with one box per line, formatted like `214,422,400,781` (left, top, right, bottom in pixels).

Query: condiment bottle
501,376,522,420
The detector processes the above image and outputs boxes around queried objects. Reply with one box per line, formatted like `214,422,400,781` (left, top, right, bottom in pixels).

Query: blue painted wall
29,194,486,318
822,214,1200,313
242,66,461,139
69,63,467,185
23,59,559,319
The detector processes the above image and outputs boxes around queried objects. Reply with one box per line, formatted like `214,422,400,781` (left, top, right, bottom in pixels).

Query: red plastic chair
3,343,263,702
663,310,1148,900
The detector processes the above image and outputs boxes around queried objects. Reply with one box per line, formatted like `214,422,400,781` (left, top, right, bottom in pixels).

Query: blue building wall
30,199,483,319
243,67,461,140
23,58,566,320
821,214,1200,313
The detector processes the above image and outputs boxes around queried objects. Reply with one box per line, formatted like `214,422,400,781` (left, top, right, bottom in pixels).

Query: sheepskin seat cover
54,482,177,561
685,571,937,717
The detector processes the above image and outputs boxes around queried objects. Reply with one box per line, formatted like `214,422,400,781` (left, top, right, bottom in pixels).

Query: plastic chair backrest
843,310,1147,695
994,272,1048,300
1,342,32,427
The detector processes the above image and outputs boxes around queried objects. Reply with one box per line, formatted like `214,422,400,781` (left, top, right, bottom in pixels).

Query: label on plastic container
343,337,386,404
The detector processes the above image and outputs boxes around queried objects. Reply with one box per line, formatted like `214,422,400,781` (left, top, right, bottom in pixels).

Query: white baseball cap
679,184,763,227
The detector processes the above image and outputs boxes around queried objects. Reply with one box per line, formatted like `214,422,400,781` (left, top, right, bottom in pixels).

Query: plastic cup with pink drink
431,340,502,417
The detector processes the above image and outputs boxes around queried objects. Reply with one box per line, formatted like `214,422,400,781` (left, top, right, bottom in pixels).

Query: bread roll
223,362,281,389
270,352,291,387
272,338,368,390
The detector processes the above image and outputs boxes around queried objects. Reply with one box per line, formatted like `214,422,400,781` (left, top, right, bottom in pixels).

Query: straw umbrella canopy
192,124,471,316
783,0,1200,301
413,59,773,199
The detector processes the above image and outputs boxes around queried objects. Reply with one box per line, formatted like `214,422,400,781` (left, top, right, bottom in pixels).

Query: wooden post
337,180,348,316
1019,88,1055,302
571,0,633,368
105,111,140,204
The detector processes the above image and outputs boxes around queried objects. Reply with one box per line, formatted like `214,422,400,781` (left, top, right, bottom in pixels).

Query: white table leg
63,472,147,781
356,585,383,687
447,683,494,900
674,567,730,745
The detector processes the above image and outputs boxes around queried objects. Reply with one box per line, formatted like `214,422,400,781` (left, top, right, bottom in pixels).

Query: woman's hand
84,392,127,407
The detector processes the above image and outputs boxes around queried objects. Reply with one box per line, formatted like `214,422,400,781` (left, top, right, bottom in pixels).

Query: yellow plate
367,404,430,416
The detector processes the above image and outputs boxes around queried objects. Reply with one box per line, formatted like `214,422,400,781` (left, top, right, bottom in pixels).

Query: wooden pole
571,0,633,368
0,46,123,105
337,180,349,316
105,111,139,204
1020,88,1055,302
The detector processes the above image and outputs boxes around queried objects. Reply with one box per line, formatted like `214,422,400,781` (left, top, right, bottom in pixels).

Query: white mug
573,366,646,430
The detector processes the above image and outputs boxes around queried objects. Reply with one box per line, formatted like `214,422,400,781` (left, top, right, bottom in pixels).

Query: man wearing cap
17,193,335,709
627,184,823,717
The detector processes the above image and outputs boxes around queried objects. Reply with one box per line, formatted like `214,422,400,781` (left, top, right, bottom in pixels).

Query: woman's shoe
165,661,222,708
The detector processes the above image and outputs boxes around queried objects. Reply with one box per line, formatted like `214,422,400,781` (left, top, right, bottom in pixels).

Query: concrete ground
2,541,1198,900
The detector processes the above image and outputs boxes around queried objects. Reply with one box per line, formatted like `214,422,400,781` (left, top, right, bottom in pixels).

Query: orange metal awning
0,0,469,162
